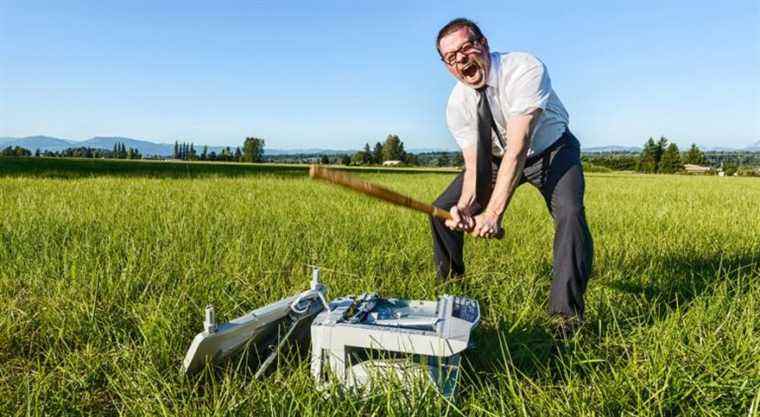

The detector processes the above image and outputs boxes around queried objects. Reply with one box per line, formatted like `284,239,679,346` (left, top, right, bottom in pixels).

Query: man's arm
472,108,541,237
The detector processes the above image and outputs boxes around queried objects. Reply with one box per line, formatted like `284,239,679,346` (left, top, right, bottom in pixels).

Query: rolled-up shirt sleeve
504,54,552,118
446,90,478,150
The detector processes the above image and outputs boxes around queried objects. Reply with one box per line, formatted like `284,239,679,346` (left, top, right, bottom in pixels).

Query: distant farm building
382,160,402,166
684,164,711,174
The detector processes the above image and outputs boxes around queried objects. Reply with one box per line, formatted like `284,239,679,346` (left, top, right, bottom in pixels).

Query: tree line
112,142,142,159
172,138,264,162
1,146,32,157
635,137,705,174
584,137,760,175
584,137,706,174
290,134,464,168
1,142,142,159
172,141,242,162
0,137,266,163
341,134,411,165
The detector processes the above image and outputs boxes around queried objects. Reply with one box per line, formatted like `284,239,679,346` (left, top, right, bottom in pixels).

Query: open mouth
461,63,478,79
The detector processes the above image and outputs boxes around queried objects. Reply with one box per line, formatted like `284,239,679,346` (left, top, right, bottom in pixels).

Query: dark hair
436,18,485,57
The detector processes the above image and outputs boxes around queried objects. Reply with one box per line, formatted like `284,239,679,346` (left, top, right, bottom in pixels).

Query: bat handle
431,206,452,221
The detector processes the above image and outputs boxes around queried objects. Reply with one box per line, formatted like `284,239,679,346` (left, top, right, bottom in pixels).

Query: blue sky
1,1,758,150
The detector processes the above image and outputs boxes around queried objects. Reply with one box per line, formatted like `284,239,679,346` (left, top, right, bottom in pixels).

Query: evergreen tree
637,137,658,173
382,134,404,161
234,146,242,162
340,154,351,165
372,142,383,164
35,149,40,157
363,143,372,163
659,143,681,173
190,143,196,160
684,143,706,165
174,141,179,159
654,136,668,171
242,137,265,162
201,145,208,161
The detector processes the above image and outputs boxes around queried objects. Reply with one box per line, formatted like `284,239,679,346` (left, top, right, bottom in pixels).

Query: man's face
438,27,490,89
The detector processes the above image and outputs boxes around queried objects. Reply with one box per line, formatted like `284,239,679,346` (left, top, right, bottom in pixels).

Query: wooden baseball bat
309,165,452,220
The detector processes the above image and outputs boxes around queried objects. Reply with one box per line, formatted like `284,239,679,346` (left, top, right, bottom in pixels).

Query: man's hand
445,205,475,232
471,210,503,238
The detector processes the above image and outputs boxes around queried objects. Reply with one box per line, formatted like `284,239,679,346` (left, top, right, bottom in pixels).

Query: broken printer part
182,268,329,376
182,268,480,398
311,292,480,398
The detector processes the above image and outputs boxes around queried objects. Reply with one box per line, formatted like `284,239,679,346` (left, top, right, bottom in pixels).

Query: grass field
1,157,758,416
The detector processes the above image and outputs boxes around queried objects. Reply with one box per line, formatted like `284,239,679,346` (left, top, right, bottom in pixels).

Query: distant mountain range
581,145,641,153
746,140,760,152
1,135,758,156
0,135,300,157
0,135,194,156
582,142,760,153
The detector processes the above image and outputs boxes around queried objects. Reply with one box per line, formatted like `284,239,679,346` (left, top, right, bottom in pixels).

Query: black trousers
430,129,594,318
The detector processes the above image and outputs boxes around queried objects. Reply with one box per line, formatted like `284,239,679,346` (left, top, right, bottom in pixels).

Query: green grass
1,158,758,416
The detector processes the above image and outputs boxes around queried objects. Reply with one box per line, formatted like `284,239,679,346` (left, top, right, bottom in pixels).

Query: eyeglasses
440,37,484,65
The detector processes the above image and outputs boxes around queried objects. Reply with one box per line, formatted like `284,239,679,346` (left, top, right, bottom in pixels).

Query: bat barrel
309,165,451,221
309,165,505,239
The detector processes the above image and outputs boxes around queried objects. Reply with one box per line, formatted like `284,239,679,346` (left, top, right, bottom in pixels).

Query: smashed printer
182,269,480,399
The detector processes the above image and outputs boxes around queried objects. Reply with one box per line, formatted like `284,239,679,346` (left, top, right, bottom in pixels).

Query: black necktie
476,89,494,210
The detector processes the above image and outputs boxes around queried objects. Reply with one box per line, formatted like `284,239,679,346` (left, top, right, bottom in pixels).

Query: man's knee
553,203,586,224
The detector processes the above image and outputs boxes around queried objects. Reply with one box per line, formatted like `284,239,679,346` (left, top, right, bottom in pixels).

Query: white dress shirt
446,51,569,158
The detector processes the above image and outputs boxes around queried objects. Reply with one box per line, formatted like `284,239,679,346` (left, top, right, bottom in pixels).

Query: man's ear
480,37,489,51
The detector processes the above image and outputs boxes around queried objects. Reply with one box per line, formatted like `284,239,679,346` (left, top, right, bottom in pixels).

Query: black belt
526,128,572,166
492,127,572,166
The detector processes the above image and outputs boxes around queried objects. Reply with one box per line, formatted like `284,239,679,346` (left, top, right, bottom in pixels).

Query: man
430,18,593,337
